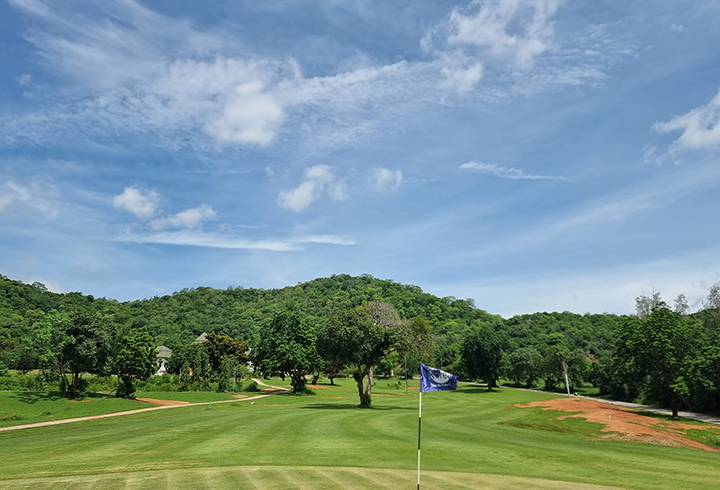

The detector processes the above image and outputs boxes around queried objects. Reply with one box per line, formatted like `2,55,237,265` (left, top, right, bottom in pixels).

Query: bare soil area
135,398,189,406
307,384,331,390
520,397,720,452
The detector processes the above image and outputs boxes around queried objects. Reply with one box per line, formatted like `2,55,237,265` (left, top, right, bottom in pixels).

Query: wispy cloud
2,0,626,152
460,161,570,181
0,180,59,218
654,88,720,152
475,163,720,256
369,168,403,192
277,165,347,212
150,204,217,231
115,230,356,251
427,0,563,71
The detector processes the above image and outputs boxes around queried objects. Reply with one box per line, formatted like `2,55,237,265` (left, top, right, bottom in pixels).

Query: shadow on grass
11,391,65,404
11,391,117,404
300,404,414,411
454,388,505,394
630,409,697,423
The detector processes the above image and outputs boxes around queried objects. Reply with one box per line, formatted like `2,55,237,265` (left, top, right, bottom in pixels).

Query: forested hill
0,273,621,359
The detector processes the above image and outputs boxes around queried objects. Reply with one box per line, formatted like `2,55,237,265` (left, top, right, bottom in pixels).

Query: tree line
1,274,720,414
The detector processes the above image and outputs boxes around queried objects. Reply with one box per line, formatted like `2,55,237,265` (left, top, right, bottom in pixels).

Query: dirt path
520,397,720,452
579,395,720,425
0,394,269,433
251,377,290,392
513,387,720,426
135,397,189,406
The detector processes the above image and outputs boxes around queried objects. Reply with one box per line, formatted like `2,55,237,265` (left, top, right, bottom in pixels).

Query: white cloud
654,88,720,151
441,63,484,93
460,161,569,180
277,165,347,211
426,0,563,71
115,230,355,251
305,164,336,184
2,0,623,152
113,187,159,219
370,168,403,192
150,204,217,231
204,82,284,146
277,181,319,212
17,74,32,85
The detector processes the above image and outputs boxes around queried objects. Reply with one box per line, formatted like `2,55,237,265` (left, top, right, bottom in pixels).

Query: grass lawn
0,391,150,428
135,391,240,403
1,378,719,489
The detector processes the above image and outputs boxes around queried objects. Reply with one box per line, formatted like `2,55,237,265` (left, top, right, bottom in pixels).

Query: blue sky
1,0,720,316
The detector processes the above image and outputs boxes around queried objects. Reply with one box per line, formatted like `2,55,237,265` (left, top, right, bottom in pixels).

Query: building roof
155,345,172,358
194,332,207,343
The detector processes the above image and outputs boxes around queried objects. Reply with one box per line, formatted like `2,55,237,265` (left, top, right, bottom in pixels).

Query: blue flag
420,363,458,392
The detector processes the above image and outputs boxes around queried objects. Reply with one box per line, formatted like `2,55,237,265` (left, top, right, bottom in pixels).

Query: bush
244,381,259,392
0,372,55,391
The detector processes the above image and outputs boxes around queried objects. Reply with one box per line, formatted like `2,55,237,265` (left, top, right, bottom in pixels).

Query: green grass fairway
0,391,150,427
1,380,719,489
135,391,241,403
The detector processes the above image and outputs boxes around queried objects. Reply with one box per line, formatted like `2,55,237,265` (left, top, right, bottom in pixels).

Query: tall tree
203,332,249,371
461,322,508,389
507,347,543,387
635,292,663,319
615,302,707,417
673,294,689,315
253,311,320,393
317,303,410,407
115,328,157,398
30,308,72,378
61,313,112,398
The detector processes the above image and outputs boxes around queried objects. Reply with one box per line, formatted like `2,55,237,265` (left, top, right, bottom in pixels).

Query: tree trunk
670,396,679,418
329,377,335,386
60,371,69,395
354,372,370,408
365,366,374,405
72,372,79,398
291,369,306,393
488,378,497,390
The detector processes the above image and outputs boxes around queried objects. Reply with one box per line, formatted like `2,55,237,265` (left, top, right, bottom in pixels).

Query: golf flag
420,363,458,392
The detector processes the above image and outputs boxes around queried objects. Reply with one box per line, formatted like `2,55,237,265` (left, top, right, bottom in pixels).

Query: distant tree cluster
2,273,720,414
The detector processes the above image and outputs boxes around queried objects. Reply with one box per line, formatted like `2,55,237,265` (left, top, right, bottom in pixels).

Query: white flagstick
417,391,422,490
562,360,571,399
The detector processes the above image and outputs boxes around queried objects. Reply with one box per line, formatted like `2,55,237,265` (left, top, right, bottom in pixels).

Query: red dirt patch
232,394,248,399
519,398,720,452
307,384,331,390
135,398,189,406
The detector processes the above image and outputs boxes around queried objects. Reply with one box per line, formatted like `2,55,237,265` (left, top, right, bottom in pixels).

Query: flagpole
417,391,422,490
562,360,571,399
